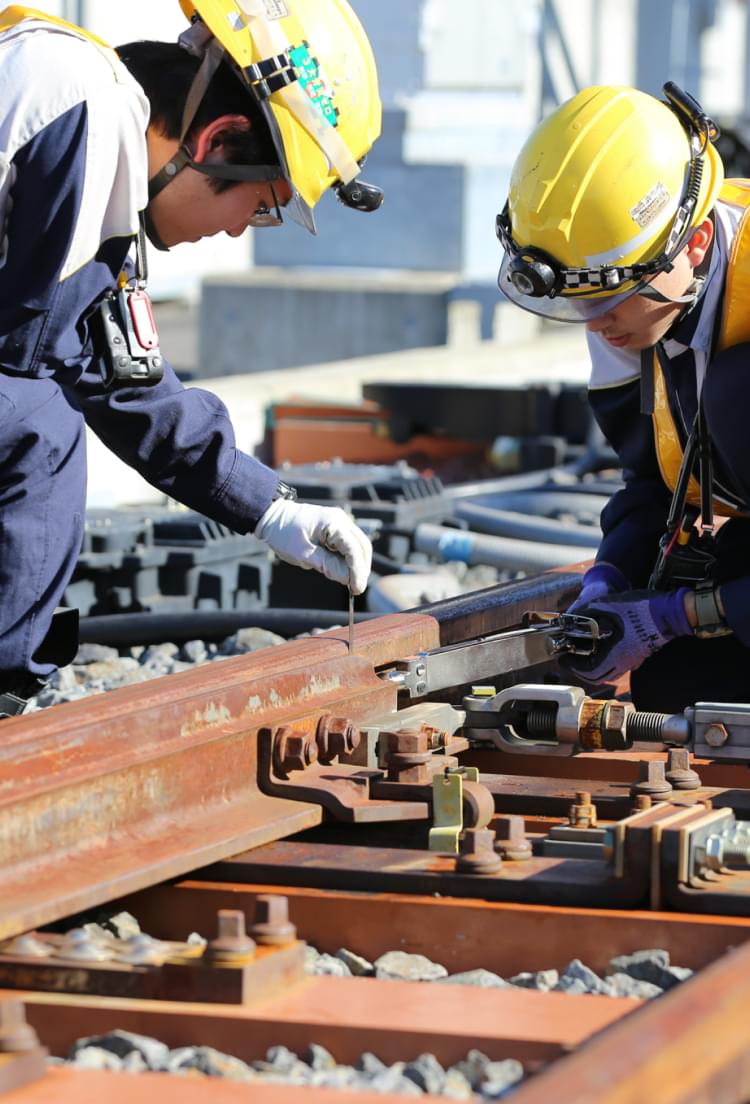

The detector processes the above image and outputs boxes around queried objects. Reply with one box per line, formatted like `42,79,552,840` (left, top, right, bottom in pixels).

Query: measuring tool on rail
380,612,606,698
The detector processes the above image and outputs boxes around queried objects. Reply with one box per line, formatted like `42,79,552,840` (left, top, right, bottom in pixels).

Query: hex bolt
665,748,701,791
385,727,431,784
704,723,729,748
632,794,653,813
272,726,319,776
630,759,672,799
455,827,502,875
0,1000,41,1054
249,894,297,947
316,714,361,764
700,828,750,872
494,814,532,861
205,910,256,964
568,791,598,829
601,701,635,751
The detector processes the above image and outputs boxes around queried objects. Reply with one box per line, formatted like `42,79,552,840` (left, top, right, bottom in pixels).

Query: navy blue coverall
0,20,278,690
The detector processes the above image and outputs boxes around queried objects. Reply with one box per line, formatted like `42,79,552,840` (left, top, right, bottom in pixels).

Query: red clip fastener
128,288,160,350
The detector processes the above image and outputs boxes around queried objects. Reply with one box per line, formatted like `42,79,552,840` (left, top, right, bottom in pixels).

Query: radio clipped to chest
98,284,164,387
97,217,164,388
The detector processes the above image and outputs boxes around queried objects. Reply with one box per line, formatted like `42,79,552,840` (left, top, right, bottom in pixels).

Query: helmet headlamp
496,81,721,318
507,249,560,298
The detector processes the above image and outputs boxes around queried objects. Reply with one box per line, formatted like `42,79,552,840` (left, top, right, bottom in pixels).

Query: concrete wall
198,270,458,377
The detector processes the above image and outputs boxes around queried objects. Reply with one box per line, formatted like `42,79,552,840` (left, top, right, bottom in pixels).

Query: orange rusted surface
0,614,440,940
120,881,750,977
13,979,634,1068
3,1067,447,1104
462,747,748,788
511,938,750,1104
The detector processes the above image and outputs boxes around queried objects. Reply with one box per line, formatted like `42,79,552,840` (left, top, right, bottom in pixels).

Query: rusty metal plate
14,979,634,1069
0,941,305,1006
3,1066,450,1103
118,881,750,979
198,839,647,909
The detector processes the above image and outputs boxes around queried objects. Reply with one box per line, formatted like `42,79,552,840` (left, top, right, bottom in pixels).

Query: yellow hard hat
496,83,725,321
177,0,382,232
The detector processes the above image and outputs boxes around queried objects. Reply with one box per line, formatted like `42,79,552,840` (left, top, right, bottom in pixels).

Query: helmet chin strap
142,206,171,253
637,275,705,307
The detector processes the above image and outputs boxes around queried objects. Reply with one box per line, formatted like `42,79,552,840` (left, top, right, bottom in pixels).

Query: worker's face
584,219,714,351
149,173,292,247
145,114,292,247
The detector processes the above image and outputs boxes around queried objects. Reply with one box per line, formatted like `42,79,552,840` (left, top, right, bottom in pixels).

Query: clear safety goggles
496,251,653,322
494,197,699,323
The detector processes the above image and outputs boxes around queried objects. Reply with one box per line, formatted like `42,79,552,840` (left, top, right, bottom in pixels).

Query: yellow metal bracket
428,766,480,853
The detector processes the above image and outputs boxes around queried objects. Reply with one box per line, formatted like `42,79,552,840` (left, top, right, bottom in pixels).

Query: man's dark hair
117,40,280,192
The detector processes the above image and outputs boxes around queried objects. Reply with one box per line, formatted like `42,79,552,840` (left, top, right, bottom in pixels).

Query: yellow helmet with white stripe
496,84,724,321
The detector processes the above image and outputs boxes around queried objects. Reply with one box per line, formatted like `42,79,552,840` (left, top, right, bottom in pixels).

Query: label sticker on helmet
259,0,288,18
289,42,339,128
630,182,671,229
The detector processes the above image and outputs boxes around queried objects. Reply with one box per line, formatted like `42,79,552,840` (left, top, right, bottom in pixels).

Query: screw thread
628,712,671,742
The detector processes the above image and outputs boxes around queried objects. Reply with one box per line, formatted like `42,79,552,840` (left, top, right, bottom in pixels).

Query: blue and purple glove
568,562,629,614
563,588,693,683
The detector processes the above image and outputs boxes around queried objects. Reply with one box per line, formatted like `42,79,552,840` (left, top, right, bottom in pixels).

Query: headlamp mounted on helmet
497,82,719,303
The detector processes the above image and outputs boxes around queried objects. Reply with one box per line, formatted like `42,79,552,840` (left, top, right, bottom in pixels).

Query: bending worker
496,83,750,711
0,2,382,715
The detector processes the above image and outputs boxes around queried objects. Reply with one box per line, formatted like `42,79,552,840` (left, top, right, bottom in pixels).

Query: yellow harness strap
652,179,750,518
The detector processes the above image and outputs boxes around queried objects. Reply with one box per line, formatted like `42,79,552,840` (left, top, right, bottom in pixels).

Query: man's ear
685,217,714,267
191,114,252,163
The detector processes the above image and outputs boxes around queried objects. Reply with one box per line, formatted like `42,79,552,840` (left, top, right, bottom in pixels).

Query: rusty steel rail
0,613,431,940
0,571,578,941
510,937,750,1104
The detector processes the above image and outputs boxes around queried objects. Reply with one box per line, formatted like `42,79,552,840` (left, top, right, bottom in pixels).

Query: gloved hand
563,588,693,683
255,499,372,595
568,562,628,614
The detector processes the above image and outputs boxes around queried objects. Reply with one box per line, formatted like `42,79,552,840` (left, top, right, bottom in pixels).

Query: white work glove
255,498,372,595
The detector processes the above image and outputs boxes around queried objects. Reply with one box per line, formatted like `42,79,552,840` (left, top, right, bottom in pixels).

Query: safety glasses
248,183,285,228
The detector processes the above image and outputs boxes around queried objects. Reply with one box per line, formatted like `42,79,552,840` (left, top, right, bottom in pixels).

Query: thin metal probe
348,588,354,655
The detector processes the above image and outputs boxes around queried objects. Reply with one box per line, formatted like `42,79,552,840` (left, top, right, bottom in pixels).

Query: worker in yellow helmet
0,3,382,716
496,83,750,711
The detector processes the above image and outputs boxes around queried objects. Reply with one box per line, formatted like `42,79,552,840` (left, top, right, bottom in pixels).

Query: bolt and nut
455,827,502,875
205,910,256,964
385,727,432,784
630,760,672,799
249,895,297,947
569,791,598,829
704,723,729,748
494,815,532,861
665,748,701,791
272,726,319,776
316,715,361,764
699,826,750,872
0,1000,41,1054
